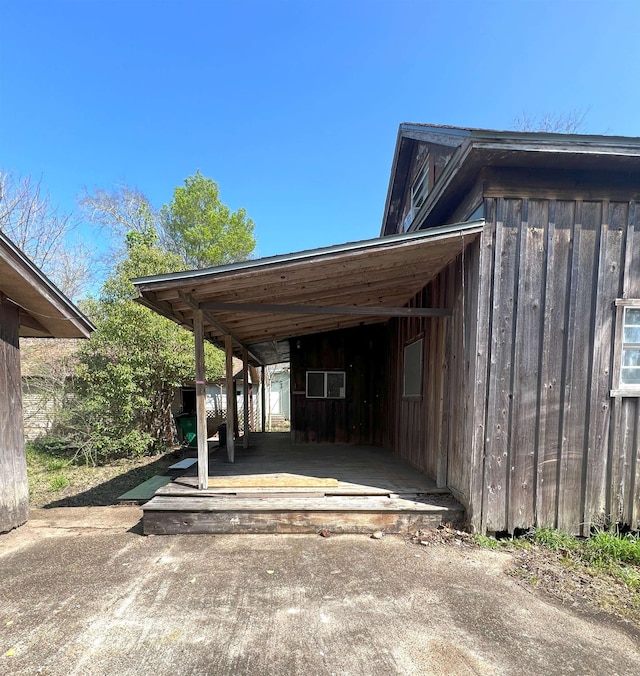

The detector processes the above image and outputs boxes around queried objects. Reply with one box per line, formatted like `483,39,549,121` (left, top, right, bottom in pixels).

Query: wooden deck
143,433,464,535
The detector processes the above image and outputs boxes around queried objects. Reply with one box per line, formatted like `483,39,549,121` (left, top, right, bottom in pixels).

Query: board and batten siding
476,197,639,535
0,296,29,533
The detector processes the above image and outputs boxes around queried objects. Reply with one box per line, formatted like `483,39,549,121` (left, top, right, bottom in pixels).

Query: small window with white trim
612,300,640,396
403,338,423,398
306,371,346,399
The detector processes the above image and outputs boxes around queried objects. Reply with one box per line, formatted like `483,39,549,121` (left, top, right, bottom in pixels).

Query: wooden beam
193,309,208,489
261,365,266,432
17,309,49,334
242,348,249,449
225,335,235,463
200,302,452,318
178,291,262,364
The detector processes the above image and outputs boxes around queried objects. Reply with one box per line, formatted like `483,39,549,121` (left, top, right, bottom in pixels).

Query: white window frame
611,299,640,397
403,160,430,232
306,371,346,399
403,337,423,398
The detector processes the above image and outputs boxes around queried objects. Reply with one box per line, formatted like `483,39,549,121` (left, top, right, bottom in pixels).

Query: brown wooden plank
193,309,208,489
558,201,599,534
143,508,459,535
484,198,519,532
201,301,452,318
583,202,625,531
508,200,546,531
0,298,28,534
469,205,496,532
208,474,339,489
225,335,235,463
536,201,571,527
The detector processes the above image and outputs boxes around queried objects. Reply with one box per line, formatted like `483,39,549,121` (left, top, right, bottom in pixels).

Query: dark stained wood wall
290,324,389,445
475,197,640,535
0,296,29,533
385,238,481,503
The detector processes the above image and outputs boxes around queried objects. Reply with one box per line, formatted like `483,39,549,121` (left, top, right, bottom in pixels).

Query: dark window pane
307,372,325,398
404,339,423,397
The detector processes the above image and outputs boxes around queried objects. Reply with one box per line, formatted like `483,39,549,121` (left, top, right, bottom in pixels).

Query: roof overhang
133,221,483,365
0,231,94,338
382,123,640,236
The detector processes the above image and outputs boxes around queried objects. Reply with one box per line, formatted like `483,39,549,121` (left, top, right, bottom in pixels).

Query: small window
403,160,430,231
466,203,484,221
621,306,640,387
612,300,640,397
306,371,346,399
403,338,423,397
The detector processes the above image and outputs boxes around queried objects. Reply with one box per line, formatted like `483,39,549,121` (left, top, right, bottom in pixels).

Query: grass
25,441,177,508
474,527,640,625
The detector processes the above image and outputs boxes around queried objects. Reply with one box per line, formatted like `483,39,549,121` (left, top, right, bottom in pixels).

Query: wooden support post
225,335,235,463
193,309,208,490
242,348,249,449
261,365,266,432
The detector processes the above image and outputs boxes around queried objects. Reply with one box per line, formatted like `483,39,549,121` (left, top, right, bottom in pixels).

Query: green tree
62,228,224,464
161,171,256,269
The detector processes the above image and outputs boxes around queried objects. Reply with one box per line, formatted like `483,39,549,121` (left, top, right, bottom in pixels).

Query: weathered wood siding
290,325,389,445
386,238,481,504
477,197,640,534
0,297,29,533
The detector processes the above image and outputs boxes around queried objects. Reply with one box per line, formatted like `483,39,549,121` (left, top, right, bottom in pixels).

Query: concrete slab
1,507,639,675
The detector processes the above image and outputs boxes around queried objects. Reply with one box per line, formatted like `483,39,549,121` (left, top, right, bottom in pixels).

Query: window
466,203,484,221
403,338,423,397
612,300,640,396
403,160,430,231
306,371,346,399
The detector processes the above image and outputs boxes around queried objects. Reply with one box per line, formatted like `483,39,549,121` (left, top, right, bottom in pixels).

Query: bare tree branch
0,170,95,300
512,109,589,134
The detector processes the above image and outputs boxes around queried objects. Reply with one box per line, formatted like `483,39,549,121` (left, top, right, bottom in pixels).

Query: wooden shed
0,231,93,533
134,124,640,536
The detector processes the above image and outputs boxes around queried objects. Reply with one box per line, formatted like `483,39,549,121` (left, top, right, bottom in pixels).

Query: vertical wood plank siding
0,297,29,533
388,238,481,508
290,325,389,445
477,198,639,534
289,196,638,535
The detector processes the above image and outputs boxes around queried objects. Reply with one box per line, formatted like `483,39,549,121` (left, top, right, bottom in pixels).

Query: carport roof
132,221,482,365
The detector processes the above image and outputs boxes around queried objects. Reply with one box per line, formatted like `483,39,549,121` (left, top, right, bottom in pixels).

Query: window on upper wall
612,300,640,397
403,160,430,232
306,371,346,399
466,203,484,221
403,338,423,398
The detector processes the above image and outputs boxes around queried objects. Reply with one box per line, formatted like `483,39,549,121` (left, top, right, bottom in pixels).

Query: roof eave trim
133,220,485,291
0,230,95,337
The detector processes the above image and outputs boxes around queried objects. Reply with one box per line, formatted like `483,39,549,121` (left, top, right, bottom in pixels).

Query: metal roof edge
0,230,95,336
133,220,485,289
401,122,640,147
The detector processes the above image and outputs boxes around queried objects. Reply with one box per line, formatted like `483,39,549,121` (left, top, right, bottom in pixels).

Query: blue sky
1,0,639,263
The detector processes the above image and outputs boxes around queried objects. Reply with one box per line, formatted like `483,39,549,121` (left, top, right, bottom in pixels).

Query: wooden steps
141,434,465,535
142,492,463,535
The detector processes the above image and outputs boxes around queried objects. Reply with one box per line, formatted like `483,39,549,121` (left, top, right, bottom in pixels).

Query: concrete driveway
1,506,639,675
